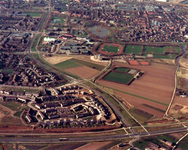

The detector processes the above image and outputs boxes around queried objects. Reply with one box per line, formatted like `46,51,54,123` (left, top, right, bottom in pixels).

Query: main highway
0,127,187,143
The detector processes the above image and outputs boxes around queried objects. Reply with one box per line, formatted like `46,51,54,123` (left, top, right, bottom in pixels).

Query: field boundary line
100,85,168,106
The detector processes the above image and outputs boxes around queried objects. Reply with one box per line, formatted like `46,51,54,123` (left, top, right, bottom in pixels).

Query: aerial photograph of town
0,0,187,149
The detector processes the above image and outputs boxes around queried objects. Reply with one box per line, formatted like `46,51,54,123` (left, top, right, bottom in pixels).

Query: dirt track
97,62,176,113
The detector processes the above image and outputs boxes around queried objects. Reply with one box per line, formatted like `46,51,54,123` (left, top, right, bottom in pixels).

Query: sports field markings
101,85,168,106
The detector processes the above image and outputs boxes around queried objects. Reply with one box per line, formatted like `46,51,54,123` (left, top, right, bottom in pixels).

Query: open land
124,45,141,54
54,58,105,71
97,62,176,115
43,55,73,65
75,141,112,150
65,66,99,79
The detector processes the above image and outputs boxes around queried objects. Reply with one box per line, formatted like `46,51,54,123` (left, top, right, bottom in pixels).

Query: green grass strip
54,59,82,69
101,85,168,106
103,72,133,84
71,58,104,71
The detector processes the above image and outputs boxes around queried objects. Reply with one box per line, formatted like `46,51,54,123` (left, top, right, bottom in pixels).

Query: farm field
103,71,134,84
124,45,141,54
54,58,105,78
97,62,176,115
65,66,99,79
54,58,105,71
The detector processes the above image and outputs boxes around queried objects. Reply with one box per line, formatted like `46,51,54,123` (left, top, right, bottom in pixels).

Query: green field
144,46,180,54
54,58,104,71
54,59,82,69
71,59,104,71
153,54,177,59
1,102,21,111
1,69,14,74
103,71,134,84
114,67,129,73
25,12,41,17
51,17,65,25
124,45,141,54
102,45,119,53
13,111,22,117
130,108,153,123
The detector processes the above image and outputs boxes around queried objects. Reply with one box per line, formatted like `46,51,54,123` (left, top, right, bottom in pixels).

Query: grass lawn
25,12,41,17
114,67,129,73
144,46,164,54
144,46,180,55
13,111,23,117
1,69,14,74
130,109,153,123
103,72,134,84
31,34,41,52
32,53,41,61
71,59,104,71
51,17,65,25
55,58,104,71
133,140,148,149
102,45,119,54
164,46,181,53
1,102,21,111
124,45,141,54
153,54,177,59
176,135,187,150
54,59,82,69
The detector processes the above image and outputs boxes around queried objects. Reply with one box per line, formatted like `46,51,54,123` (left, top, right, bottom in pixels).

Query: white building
43,37,56,43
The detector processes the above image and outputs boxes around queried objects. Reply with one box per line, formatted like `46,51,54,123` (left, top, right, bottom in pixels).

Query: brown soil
173,104,183,110
114,91,167,111
128,60,139,65
75,142,112,150
42,55,73,65
139,61,149,65
173,96,187,106
0,104,15,122
135,104,164,118
97,62,176,114
65,66,99,79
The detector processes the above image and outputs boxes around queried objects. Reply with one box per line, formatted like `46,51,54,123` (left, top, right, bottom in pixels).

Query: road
0,127,187,143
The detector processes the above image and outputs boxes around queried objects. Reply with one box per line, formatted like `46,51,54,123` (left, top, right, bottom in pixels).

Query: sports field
124,45,141,54
98,43,123,55
114,67,129,73
102,45,119,53
143,46,180,54
103,71,134,84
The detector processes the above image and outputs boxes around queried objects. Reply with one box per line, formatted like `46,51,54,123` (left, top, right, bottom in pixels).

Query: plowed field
97,62,176,114
65,66,99,79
